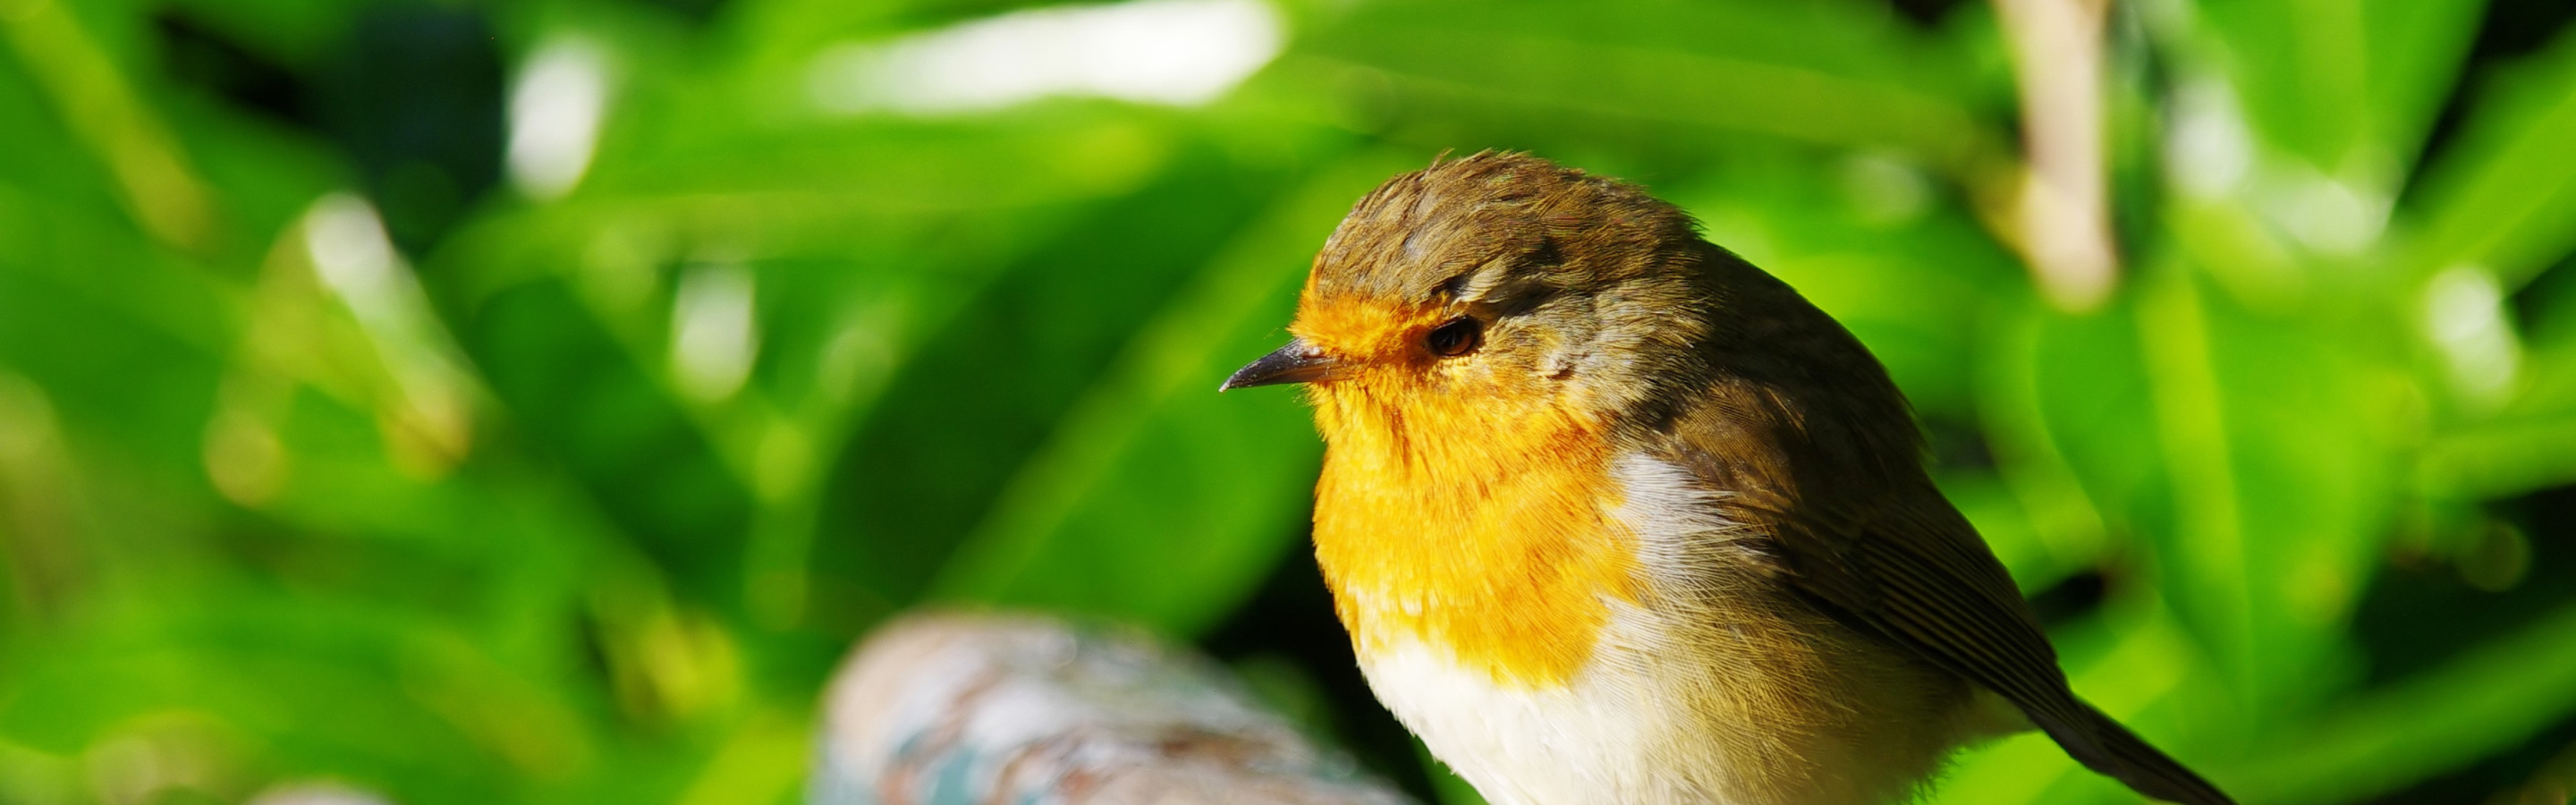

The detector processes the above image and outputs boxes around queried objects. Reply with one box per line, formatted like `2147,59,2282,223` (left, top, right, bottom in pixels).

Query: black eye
1426,317,1482,357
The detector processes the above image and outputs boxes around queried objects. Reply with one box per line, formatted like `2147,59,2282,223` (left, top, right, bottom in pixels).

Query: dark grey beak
1220,338,1343,391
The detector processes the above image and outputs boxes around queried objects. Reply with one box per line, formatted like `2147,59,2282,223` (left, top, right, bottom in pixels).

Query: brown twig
1993,0,2119,310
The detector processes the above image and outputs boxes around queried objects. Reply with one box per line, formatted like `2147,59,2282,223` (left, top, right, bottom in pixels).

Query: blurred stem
1,0,215,251
1993,0,2117,310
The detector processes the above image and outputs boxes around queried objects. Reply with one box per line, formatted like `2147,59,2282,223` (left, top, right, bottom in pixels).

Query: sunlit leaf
928,150,1418,635
2404,25,2576,287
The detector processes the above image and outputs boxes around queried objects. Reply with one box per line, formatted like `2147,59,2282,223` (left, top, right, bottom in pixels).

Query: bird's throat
1309,384,1641,689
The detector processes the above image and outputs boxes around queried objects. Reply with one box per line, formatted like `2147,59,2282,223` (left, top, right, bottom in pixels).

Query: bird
1219,151,2233,805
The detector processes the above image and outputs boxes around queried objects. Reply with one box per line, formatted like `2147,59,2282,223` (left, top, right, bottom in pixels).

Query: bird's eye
1426,318,1482,357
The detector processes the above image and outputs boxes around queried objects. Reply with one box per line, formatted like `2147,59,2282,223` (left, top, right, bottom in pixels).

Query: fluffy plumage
1244,152,2233,805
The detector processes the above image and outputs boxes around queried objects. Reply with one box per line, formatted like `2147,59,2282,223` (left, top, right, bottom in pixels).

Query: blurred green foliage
4,0,2576,803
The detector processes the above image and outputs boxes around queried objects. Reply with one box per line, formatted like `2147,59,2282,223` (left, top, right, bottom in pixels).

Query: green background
4,0,2576,802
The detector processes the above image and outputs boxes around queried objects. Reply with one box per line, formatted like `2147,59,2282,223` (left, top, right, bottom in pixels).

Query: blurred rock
813,612,1414,805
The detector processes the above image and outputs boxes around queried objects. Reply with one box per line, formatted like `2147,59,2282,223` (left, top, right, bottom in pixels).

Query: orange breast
1310,385,1641,688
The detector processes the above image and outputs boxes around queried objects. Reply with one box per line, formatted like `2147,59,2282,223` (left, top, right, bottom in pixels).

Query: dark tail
2031,700,2235,805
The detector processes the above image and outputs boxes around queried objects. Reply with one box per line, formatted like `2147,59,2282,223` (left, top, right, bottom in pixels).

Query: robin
1222,152,2231,805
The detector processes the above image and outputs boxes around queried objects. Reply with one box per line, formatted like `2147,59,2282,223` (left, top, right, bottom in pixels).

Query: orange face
1289,293,1444,380
1285,290,1643,690
1212,151,1711,690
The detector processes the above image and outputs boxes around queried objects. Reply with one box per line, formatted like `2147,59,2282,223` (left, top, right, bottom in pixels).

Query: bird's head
1224,152,1716,429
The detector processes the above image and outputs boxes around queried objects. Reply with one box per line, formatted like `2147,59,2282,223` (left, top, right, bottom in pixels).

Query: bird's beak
1220,338,1343,391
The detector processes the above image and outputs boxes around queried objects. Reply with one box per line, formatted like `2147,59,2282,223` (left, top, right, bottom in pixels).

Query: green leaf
2184,0,2487,174
1294,0,2002,172
928,150,1423,636
2127,265,2404,716
807,140,1290,609
2403,24,2576,287
2219,602,2576,804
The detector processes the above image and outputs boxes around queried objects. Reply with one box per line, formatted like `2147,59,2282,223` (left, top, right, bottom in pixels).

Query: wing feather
1653,380,2234,805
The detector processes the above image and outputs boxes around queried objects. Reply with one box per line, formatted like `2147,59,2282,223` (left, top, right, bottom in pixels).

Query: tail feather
2031,701,2235,805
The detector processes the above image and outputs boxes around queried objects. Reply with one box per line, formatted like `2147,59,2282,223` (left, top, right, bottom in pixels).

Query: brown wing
1650,375,2233,805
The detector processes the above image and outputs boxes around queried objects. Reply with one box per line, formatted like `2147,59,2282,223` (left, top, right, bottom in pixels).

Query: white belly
1358,604,1715,805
